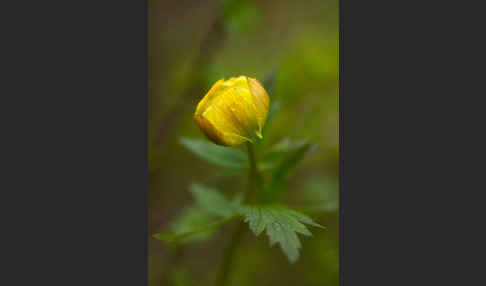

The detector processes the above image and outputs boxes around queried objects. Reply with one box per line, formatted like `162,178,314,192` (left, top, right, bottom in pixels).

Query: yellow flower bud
194,76,270,147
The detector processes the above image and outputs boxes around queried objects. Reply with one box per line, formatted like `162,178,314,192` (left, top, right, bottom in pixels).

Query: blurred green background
149,0,339,285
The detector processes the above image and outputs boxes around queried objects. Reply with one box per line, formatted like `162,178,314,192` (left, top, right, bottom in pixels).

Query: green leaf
190,183,242,218
153,212,238,244
216,167,245,179
239,205,325,263
260,138,306,170
256,69,279,149
258,101,281,148
154,206,215,243
261,139,318,202
180,138,248,168
266,100,281,126
262,68,278,98
153,185,244,244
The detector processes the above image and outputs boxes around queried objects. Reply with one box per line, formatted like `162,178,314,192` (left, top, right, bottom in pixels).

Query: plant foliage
153,184,241,243
180,138,248,169
239,205,325,263
156,69,333,265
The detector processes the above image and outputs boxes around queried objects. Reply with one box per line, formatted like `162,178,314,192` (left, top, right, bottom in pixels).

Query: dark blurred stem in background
153,9,226,146
214,221,245,286
215,143,261,286
154,5,227,284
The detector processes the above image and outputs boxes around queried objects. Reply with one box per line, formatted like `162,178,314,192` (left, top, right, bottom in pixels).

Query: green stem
215,142,261,286
245,142,261,203
214,220,246,286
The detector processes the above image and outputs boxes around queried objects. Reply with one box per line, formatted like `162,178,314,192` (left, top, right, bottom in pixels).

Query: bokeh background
149,0,339,285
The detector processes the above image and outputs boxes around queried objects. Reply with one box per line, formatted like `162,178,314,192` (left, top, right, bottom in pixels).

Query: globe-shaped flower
194,76,270,146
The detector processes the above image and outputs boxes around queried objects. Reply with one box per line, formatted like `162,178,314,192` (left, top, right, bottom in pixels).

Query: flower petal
247,77,270,135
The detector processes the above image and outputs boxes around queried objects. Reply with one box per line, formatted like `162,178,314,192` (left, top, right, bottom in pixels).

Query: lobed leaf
239,205,325,263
